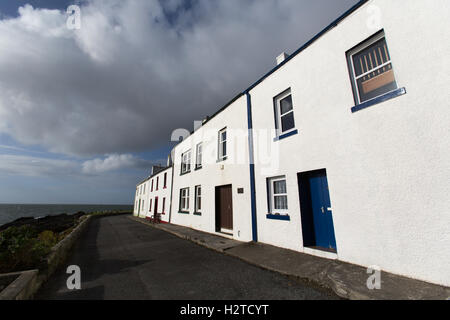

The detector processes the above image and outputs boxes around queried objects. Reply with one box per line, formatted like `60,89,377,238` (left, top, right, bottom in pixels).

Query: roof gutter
245,0,370,93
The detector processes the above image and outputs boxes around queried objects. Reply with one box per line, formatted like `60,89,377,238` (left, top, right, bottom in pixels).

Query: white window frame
348,31,398,105
196,143,203,169
268,176,288,215
181,150,191,174
218,128,227,161
194,185,202,213
180,188,190,212
274,89,296,137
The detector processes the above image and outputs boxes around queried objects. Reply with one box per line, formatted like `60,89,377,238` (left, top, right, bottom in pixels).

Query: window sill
266,214,290,221
193,212,202,216
178,211,189,215
274,129,298,142
180,170,191,176
217,157,228,163
195,166,203,171
351,87,406,113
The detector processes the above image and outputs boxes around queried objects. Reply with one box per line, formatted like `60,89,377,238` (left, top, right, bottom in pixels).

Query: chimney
276,52,289,65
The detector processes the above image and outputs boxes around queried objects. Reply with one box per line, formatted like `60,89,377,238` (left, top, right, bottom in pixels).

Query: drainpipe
168,163,175,224
245,91,258,242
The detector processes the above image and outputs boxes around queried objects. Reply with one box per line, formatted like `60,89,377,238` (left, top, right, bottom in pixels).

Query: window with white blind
267,176,288,214
348,31,398,104
179,188,190,212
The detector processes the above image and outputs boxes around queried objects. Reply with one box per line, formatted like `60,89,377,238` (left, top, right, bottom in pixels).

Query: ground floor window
180,188,190,212
267,176,288,214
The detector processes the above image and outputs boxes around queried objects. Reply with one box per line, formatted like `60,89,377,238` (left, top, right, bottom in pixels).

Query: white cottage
134,0,450,287
145,166,173,223
134,165,173,223
170,95,254,242
246,0,450,286
134,178,150,218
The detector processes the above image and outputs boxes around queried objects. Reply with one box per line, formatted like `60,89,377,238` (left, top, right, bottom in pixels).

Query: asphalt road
36,215,337,300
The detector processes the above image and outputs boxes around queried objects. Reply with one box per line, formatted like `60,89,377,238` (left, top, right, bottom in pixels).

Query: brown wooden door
216,185,233,231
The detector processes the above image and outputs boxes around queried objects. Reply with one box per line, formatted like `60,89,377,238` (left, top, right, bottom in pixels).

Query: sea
0,204,133,227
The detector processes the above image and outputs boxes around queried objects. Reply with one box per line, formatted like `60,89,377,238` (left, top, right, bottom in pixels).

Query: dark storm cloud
0,0,358,157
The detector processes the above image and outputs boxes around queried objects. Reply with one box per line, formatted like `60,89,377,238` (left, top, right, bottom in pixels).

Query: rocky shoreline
0,212,86,234
0,211,131,276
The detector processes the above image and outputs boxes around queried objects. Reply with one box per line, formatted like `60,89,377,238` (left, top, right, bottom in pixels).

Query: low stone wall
40,215,92,283
0,212,132,300
0,270,39,300
0,215,93,300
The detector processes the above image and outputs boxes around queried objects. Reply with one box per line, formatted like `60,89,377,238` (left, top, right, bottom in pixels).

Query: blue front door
308,172,337,251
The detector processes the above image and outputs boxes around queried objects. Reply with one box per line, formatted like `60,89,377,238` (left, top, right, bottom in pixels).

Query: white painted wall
134,179,150,218
249,0,450,286
170,95,254,242
145,167,173,223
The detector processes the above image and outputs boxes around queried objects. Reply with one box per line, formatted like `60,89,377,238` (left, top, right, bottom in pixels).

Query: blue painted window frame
346,30,407,114
273,88,297,142
274,129,298,142
266,214,290,221
351,87,406,113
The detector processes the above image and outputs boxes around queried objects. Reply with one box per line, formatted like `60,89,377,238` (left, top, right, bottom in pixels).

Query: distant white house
134,0,450,287
134,163,173,223
134,178,149,218
145,165,173,223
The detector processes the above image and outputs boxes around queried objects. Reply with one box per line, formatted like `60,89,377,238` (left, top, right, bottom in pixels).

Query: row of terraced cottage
134,0,450,287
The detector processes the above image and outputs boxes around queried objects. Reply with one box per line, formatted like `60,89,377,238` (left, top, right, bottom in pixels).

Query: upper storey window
274,89,296,138
347,31,398,105
181,150,191,175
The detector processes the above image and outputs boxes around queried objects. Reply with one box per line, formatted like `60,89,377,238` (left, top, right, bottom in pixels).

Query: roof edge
244,0,370,93
136,165,173,186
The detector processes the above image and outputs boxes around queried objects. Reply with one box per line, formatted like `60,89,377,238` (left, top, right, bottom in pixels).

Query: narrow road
36,215,337,300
